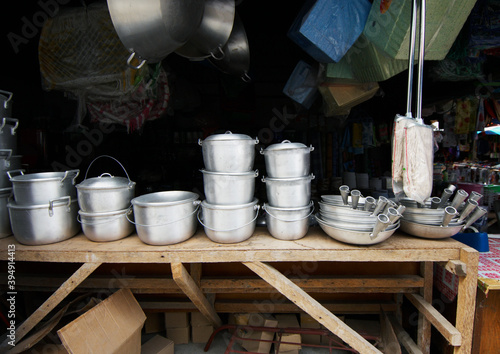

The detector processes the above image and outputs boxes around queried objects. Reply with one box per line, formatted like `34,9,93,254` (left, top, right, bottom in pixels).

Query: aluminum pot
198,131,259,172
8,169,79,205
260,140,314,178
8,196,80,245
201,169,258,205
131,191,199,246
76,155,136,212
175,0,235,60
262,174,315,208
107,0,204,69
0,187,12,238
0,149,13,188
199,198,259,243
263,202,313,240
78,208,134,242
0,90,13,118
0,118,19,155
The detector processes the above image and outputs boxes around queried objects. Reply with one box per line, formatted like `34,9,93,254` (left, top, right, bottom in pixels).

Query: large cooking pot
0,118,19,155
260,140,314,178
0,187,12,238
76,155,136,213
262,174,315,208
78,208,134,242
208,12,251,82
263,202,313,241
8,196,80,245
0,90,13,118
107,0,205,69
201,169,258,205
175,0,235,61
8,169,79,205
199,131,259,172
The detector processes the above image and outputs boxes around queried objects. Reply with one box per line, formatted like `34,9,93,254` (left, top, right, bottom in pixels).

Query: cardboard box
299,313,321,345
190,312,212,327
274,349,299,354
228,313,278,354
191,324,214,344
145,312,166,334
275,314,301,352
57,288,146,354
164,312,189,328
141,335,174,354
166,326,190,345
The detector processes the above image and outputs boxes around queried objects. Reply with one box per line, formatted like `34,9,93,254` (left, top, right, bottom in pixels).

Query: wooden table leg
454,247,479,354
171,262,222,328
0,262,101,350
243,261,382,354
418,262,433,354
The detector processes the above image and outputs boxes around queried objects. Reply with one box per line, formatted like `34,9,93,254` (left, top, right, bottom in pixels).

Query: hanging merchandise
476,97,485,132
392,0,434,205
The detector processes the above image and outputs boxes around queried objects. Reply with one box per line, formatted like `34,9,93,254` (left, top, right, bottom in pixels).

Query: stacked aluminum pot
76,156,136,242
260,140,315,240
7,169,81,245
198,131,260,243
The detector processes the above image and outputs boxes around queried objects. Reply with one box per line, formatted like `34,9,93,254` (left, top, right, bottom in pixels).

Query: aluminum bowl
318,201,371,215
399,219,464,239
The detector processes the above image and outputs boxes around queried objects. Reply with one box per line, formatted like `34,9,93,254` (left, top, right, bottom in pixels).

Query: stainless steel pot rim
200,169,259,177
201,131,255,142
201,198,259,210
76,176,136,190
8,170,80,182
261,140,313,152
78,207,132,217
400,219,463,229
316,215,399,235
262,174,315,182
263,201,313,212
7,198,78,210
316,216,400,232
131,191,199,207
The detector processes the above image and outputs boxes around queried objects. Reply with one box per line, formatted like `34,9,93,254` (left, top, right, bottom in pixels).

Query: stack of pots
7,169,80,245
0,90,21,239
260,140,315,240
76,156,136,242
198,131,260,243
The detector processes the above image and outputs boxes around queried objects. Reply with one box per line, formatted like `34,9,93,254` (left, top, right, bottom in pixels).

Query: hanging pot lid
262,140,313,152
76,173,135,190
202,131,254,142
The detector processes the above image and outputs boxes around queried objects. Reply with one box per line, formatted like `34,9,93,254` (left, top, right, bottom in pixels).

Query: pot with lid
76,155,136,213
198,131,259,172
260,140,314,178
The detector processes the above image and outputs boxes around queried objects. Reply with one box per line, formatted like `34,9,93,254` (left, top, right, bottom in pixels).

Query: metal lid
203,131,253,142
76,174,135,190
262,140,312,152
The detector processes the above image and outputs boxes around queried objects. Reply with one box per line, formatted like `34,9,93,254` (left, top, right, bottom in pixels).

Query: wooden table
0,227,478,354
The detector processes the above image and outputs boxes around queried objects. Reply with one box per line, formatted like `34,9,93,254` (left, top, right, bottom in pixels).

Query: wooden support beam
437,260,467,277
0,262,101,350
244,261,382,354
405,293,461,346
454,247,479,354
388,314,423,354
171,262,222,328
418,262,433,354
190,263,202,288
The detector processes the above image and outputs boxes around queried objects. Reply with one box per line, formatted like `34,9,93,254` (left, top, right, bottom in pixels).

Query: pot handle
0,90,13,109
197,205,261,232
7,169,25,180
241,72,251,83
84,155,134,188
48,196,71,217
309,145,314,152
60,169,80,185
126,52,146,70
0,118,19,135
0,149,12,160
263,201,315,222
210,46,225,60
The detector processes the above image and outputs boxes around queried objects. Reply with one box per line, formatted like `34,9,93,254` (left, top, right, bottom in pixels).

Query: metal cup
438,188,453,208
370,214,390,239
450,189,469,209
442,206,458,227
350,189,361,210
430,197,441,209
469,191,483,203
371,196,388,216
458,199,478,222
339,185,349,206
364,196,376,212
387,207,402,224
462,207,488,231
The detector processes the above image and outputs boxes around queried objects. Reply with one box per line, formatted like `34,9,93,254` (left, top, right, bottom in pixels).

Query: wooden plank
380,309,401,354
0,230,463,263
437,260,467,277
417,262,433,354
171,262,222,327
388,314,423,354
454,247,479,354
244,261,382,354
190,263,202,288
0,262,101,350
405,293,461,346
